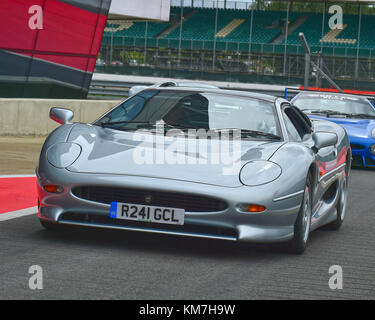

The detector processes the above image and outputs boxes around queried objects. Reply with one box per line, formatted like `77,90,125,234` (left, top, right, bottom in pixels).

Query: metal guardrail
88,80,132,99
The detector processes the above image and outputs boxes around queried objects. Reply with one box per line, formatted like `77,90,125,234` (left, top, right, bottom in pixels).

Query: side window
282,104,312,141
99,90,157,123
292,105,313,130
282,110,301,141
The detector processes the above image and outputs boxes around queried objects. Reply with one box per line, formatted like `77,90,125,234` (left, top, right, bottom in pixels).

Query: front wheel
289,174,313,254
326,171,348,231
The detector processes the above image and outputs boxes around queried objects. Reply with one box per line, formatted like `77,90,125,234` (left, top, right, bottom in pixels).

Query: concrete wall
0,99,121,136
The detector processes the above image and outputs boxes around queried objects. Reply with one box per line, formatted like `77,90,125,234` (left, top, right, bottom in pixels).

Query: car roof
144,87,278,103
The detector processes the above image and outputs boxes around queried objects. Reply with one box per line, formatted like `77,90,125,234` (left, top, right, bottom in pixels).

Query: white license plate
110,202,185,225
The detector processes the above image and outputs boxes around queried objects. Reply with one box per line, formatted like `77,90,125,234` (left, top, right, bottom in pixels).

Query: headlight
372,128,375,139
370,144,375,155
240,160,282,186
47,142,82,168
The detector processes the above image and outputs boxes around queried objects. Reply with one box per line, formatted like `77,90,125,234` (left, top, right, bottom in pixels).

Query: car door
282,104,340,223
292,105,348,227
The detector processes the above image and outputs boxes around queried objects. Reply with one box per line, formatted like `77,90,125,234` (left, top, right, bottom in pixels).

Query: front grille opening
350,143,365,150
72,186,228,213
59,212,237,239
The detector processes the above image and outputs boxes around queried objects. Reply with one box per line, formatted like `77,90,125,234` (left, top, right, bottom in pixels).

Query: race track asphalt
0,168,374,300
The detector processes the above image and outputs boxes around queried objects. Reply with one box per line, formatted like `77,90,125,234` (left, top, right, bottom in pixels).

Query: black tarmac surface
0,168,374,300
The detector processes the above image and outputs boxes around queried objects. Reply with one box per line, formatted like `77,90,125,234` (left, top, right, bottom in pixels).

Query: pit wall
0,99,121,136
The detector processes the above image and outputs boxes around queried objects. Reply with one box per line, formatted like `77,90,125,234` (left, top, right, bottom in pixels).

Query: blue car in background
291,92,375,168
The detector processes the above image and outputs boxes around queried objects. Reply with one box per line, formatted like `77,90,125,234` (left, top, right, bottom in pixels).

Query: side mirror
50,107,74,125
312,132,338,152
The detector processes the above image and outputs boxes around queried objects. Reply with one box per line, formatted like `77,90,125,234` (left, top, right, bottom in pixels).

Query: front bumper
36,168,303,244
350,137,375,167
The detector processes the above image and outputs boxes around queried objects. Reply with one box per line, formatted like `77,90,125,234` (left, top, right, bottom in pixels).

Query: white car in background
129,81,219,96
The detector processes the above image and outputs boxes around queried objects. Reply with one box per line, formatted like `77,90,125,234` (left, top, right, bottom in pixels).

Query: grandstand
98,0,375,90
103,6,375,49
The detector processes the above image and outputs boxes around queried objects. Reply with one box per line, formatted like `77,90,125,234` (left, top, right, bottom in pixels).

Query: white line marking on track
0,174,36,178
0,207,38,221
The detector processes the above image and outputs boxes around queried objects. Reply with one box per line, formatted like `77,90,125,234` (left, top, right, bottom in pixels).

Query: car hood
66,124,284,187
309,114,375,138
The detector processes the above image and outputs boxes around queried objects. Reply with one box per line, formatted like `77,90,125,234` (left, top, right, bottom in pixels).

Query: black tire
289,173,313,254
40,219,59,231
326,169,349,231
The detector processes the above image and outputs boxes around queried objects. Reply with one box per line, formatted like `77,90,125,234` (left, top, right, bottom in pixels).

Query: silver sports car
37,88,351,254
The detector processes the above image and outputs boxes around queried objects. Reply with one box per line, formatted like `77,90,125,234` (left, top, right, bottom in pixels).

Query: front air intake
72,186,228,213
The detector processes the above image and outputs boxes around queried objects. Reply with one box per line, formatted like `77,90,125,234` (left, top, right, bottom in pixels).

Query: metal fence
101,35,375,59
99,35,375,83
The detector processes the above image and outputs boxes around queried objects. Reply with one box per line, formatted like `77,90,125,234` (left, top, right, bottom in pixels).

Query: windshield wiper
136,121,195,130
348,113,375,119
99,120,151,128
214,128,282,140
303,109,351,118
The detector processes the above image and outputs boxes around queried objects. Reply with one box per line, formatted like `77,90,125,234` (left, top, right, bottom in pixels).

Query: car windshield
94,90,281,139
293,94,375,118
